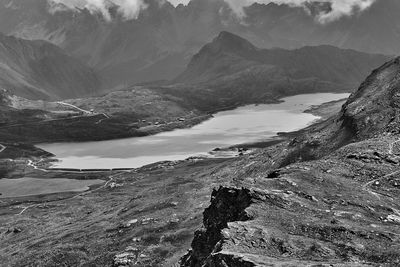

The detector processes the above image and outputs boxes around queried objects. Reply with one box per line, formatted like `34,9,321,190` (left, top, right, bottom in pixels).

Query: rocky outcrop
181,187,253,266
182,138,400,266
181,57,400,266
276,56,400,166
340,57,400,139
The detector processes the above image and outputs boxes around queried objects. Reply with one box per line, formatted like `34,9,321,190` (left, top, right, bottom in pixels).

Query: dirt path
56,101,91,114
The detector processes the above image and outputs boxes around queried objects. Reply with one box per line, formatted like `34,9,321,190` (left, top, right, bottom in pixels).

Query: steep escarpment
0,33,100,100
340,57,400,139
272,56,400,166
181,58,400,266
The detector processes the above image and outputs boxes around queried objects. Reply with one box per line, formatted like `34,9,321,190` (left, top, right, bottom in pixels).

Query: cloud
47,0,376,23
48,0,148,20
222,0,377,23
168,0,190,5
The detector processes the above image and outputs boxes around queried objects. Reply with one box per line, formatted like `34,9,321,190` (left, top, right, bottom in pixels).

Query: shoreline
0,92,350,181
36,93,348,171
36,92,347,145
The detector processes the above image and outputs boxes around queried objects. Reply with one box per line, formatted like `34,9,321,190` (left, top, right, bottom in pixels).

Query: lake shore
0,93,349,182
38,93,350,170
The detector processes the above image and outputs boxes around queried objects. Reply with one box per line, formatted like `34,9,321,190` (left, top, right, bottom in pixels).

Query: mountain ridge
174,31,391,95
1,0,399,88
0,33,100,100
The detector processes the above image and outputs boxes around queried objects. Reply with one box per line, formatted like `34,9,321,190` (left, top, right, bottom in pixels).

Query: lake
0,178,104,198
38,93,350,169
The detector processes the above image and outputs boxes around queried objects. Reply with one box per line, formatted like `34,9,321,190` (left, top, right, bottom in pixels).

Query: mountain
0,0,399,89
0,33,100,100
181,58,400,267
240,0,400,55
177,31,391,86
0,0,233,89
171,31,390,110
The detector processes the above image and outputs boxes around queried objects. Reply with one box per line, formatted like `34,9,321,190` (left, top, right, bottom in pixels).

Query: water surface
0,178,104,198
39,93,349,169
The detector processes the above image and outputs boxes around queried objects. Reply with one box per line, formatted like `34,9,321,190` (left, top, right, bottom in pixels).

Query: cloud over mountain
224,0,376,23
47,0,376,23
48,0,148,20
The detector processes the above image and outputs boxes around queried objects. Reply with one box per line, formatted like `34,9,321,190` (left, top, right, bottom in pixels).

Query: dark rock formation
181,187,253,266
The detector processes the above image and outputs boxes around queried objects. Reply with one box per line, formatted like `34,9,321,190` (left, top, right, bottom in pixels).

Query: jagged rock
181,187,253,266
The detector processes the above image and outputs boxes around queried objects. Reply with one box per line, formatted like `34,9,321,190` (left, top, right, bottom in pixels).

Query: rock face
276,56,400,165
0,33,100,100
181,187,253,266
340,57,400,139
181,58,400,266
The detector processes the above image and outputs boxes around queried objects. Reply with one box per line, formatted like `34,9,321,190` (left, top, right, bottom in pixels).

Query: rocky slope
1,0,399,88
180,58,400,266
0,33,100,100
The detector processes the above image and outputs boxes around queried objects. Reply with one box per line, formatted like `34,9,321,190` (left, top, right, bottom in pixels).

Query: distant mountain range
0,0,398,95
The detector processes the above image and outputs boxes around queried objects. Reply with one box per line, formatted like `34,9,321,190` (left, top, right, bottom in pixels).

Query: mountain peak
210,31,257,53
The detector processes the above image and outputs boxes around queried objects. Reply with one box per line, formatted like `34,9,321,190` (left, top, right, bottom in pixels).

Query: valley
1,0,400,266
2,57,400,265
0,32,389,145
0,94,349,266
